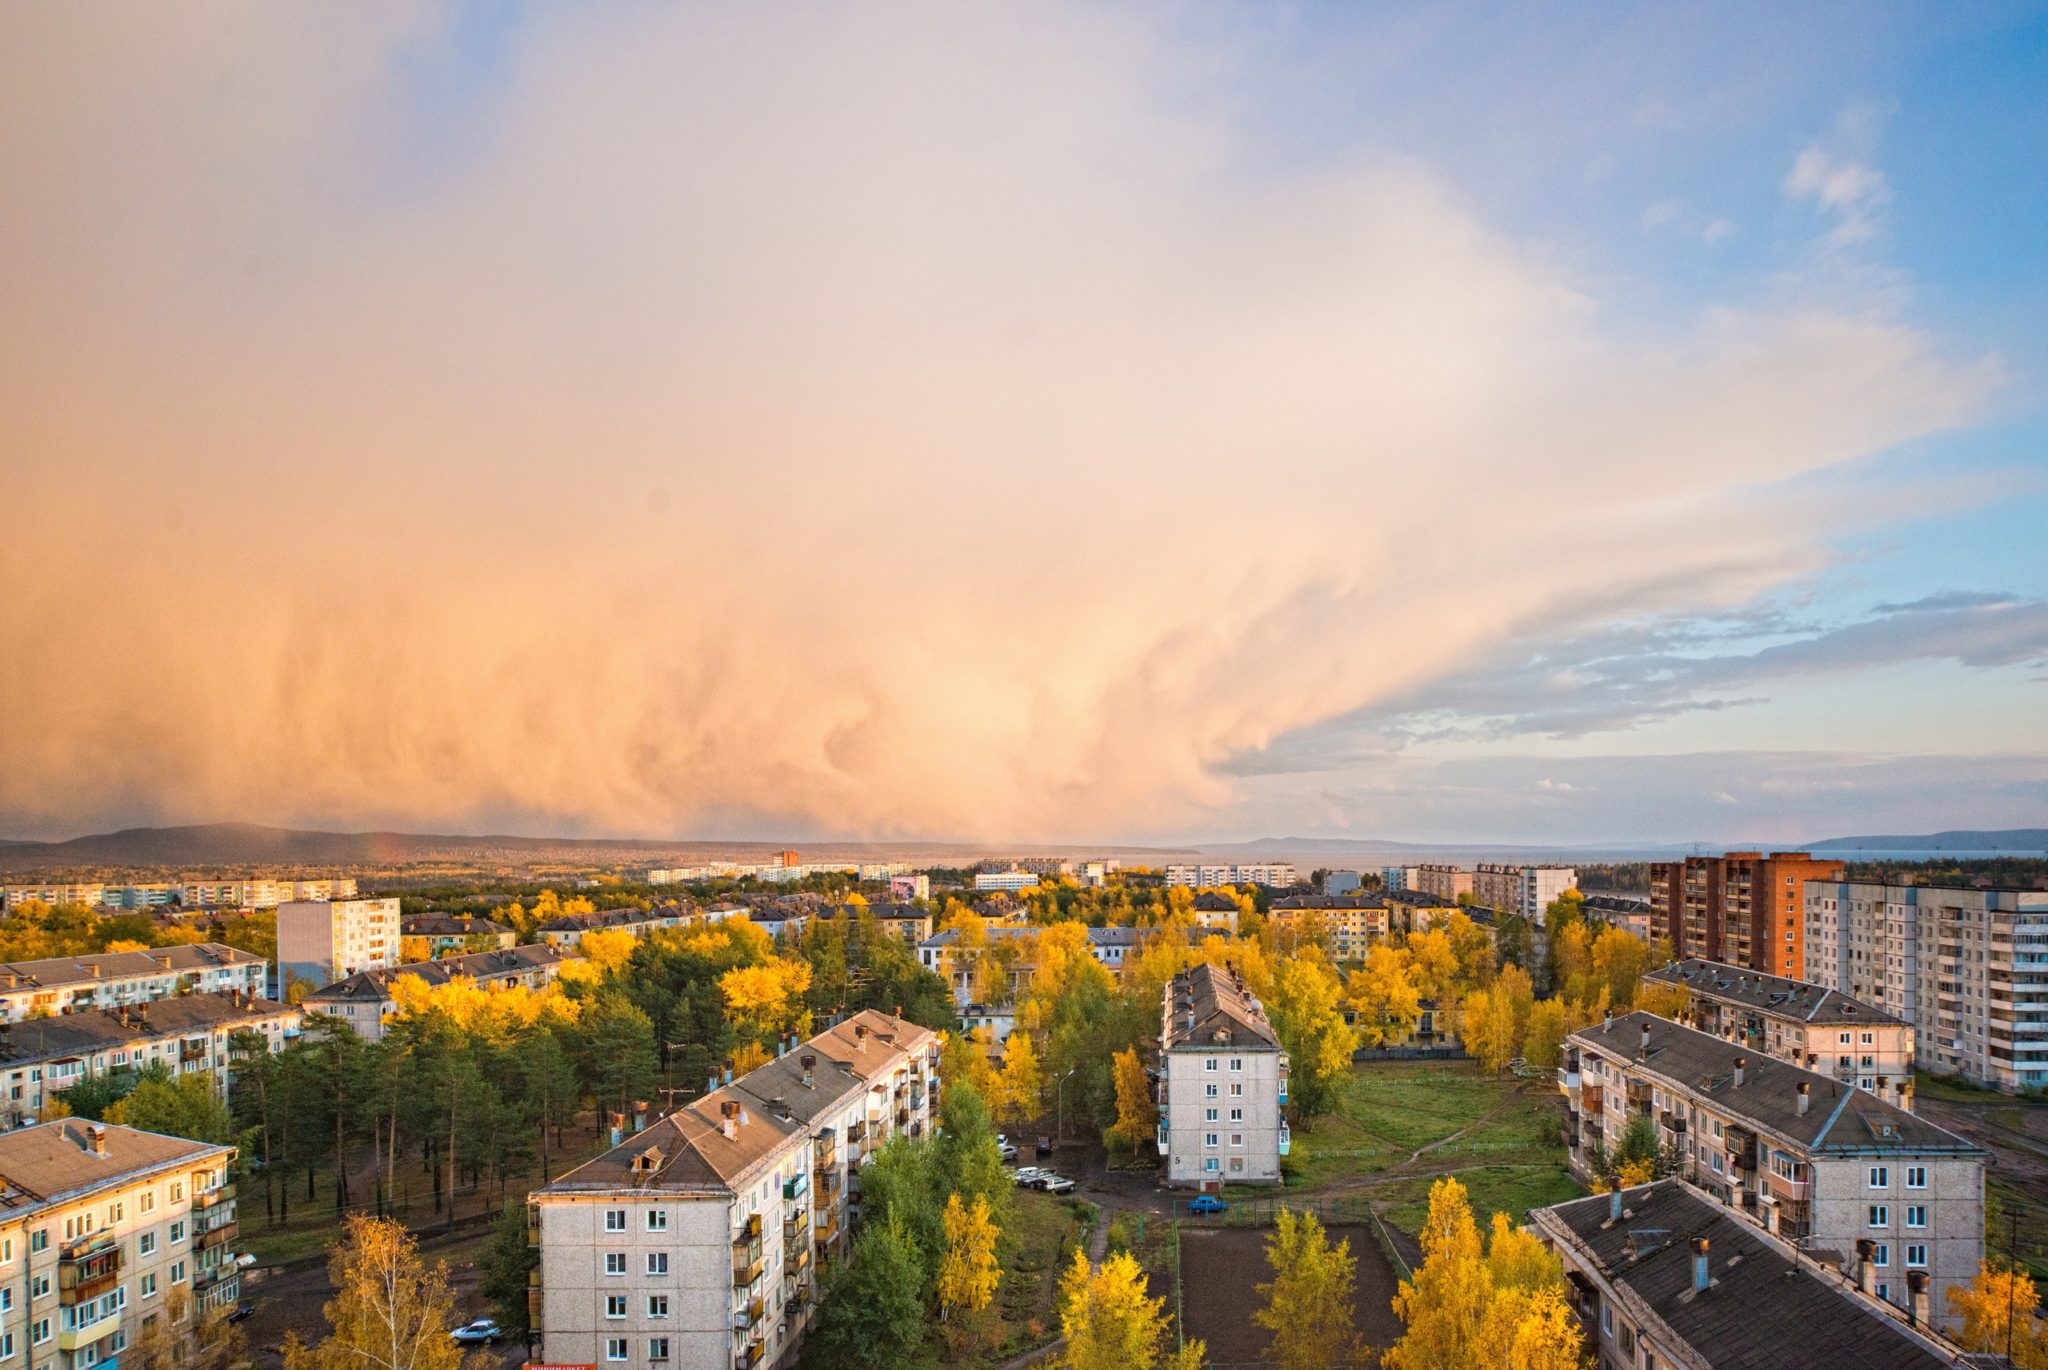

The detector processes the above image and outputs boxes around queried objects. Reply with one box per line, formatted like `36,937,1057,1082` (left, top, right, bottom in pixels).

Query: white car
1010,1167,1049,1186
997,1141,1019,1161
1039,1176,1076,1195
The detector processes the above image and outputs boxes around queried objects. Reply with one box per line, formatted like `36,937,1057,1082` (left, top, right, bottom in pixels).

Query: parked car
1039,1175,1076,1195
997,1141,1019,1161
234,1252,259,1269
1186,1195,1229,1215
1010,1167,1050,1186
450,1320,503,1345
1035,1135,1054,1156
225,1303,254,1324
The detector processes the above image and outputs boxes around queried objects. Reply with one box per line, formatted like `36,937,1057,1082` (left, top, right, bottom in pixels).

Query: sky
1,2,2044,849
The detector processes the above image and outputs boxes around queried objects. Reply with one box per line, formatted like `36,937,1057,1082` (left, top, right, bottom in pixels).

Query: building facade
398,914,516,958
0,992,300,1128
1805,879,2048,1092
0,1120,242,1367
538,903,695,950
1409,864,1475,903
970,870,1039,893
1471,864,1578,921
1559,1012,1982,1328
531,1011,939,1370
0,946,267,1025
1161,864,1297,889
276,897,401,993
1533,1180,1973,1370
1649,851,1845,976
1157,963,1288,1188
1644,958,1916,1109
1267,895,1387,961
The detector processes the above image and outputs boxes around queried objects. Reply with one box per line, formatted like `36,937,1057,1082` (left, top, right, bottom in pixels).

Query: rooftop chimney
1797,1082,1810,1116
854,1023,867,1044
722,1060,734,1086
1856,1239,1876,1295
1733,1056,1746,1088
1690,1237,1710,1294
801,1054,816,1088
720,1100,738,1140
84,1123,106,1157
1608,1188,1623,1224
1908,1269,1929,1326
1603,1010,1613,1033
1640,1022,1651,1055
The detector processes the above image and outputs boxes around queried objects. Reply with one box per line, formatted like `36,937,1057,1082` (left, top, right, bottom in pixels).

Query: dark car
1035,1135,1054,1156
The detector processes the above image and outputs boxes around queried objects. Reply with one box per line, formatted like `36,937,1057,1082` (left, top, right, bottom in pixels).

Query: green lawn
1283,1061,1534,1187
1376,1164,1585,1240
1988,1176,2048,1285
1914,1070,2037,1107
989,1189,1093,1358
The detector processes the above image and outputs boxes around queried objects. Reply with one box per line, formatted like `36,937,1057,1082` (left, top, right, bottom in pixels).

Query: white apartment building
1470,864,1578,922
180,878,357,909
0,991,300,1128
1162,864,1296,889
1806,879,2048,1092
531,1011,940,1370
0,1120,242,1367
0,885,105,913
1268,895,1387,961
276,897,400,993
303,944,570,1043
0,946,267,1026
1645,958,1917,1109
970,870,1039,893
1560,1012,1983,1328
1157,963,1289,1189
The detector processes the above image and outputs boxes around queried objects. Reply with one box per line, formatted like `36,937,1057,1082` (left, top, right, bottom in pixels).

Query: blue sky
0,2,2042,846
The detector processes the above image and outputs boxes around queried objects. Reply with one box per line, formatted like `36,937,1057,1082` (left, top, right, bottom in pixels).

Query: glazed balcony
59,1242,121,1303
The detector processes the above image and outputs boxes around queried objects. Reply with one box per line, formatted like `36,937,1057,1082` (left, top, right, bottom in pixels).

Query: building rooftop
537,902,691,934
1383,889,1464,908
824,903,929,920
0,990,293,1067
1582,893,1652,915
1163,962,1278,1051
1270,894,1384,911
543,1010,938,1195
1535,1181,1963,1370
1646,959,1905,1028
305,943,570,1003
0,1120,228,1207
920,924,1149,949
1572,1013,1976,1157
0,943,264,991
399,913,512,938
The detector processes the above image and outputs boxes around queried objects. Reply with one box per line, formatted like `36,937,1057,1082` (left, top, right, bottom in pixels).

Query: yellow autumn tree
1386,1176,1584,1370
938,1192,1001,1336
996,1031,1044,1126
1106,1046,1158,1153
944,1028,1002,1106
1633,979,1690,1021
282,1215,485,1370
1520,998,1568,1072
718,958,814,1047
1592,927,1649,1007
1057,1249,1195,1370
1254,1207,1366,1370
577,927,640,974
1949,1260,2048,1368
1461,987,1520,1075
1348,945,1423,1048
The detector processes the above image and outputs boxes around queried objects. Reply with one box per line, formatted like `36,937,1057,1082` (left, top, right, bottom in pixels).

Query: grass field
989,1189,1094,1360
1376,1164,1585,1239
1281,1059,1564,1187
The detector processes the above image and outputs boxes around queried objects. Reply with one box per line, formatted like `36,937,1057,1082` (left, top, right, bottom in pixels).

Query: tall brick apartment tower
1648,851,1845,976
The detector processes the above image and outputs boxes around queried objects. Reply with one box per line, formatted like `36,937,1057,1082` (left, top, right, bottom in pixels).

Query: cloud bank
0,3,1999,841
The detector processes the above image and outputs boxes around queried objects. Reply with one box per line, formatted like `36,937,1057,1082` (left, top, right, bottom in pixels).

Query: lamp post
1055,1067,1078,1139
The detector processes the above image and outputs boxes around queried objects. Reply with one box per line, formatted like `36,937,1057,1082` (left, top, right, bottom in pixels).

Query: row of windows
1868,1165,1929,1189
1201,1058,1248,1072
2,1194,197,1265
604,1337,671,1360
1868,1205,1930,1228
605,1294,671,1317
603,1252,670,1275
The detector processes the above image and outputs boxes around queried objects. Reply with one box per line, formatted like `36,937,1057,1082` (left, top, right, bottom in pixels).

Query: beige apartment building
1559,1012,1983,1328
1644,958,1916,1110
0,992,300,1128
0,946,267,1025
1409,864,1475,902
276,897,401,993
1266,895,1387,962
1157,964,1289,1188
1534,1181,1976,1370
531,1011,940,1370
1471,864,1578,921
1806,879,2048,1092
303,943,571,1042
0,1120,242,1367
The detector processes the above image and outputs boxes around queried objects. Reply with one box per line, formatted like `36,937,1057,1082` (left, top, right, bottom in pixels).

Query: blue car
1186,1195,1228,1215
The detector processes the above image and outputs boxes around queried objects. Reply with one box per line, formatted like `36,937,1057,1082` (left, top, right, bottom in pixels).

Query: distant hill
1807,829,2048,852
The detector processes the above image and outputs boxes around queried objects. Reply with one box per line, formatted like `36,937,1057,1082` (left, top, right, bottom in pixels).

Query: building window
646,1210,668,1232
171,1261,186,1283
606,1295,627,1319
648,1295,669,1317
141,1273,157,1298
1906,1244,1927,1267
139,1232,157,1256
1868,1205,1888,1227
1204,1084,1218,1099
1204,1134,1218,1149
1204,1158,1219,1173
1204,1108,1217,1122
1230,1134,1244,1148
1906,1206,1926,1228
1230,1083,1244,1097
649,1338,670,1361
1204,1060,1218,1073
1230,1108,1243,1123
170,1221,185,1243
606,1338,628,1361
31,1318,48,1347
605,1253,626,1275
1868,1166,1888,1188
647,1252,668,1275
1229,1058,1243,1072
1872,1244,1890,1266
1906,1166,1927,1189
1601,1302,1613,1336
605,1209,627,1231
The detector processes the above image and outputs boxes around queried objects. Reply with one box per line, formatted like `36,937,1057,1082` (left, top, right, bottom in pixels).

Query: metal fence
1172,1192,1385,1229
1352,1044,1468,1062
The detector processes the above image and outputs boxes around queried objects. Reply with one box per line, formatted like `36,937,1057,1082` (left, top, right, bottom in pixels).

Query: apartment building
1649,851,1844,976
1410,864,1475,902
0,946,267,1025
917,925,1152,1008
1267,895,1387,961
182,878,358,909
531,1011,940,1370
1533,1180,1974,1370
0,991,300,1127
1559,1012,1983,1327
886,874,930,902
1162,863,1296,889
1806,879,2048,1092
276,897,401,993
818,904,933,945
1157,963,1288,1189
1382,889,1464,935
970,870,1039,893
1582,893,1655,942
0,885,105,913
1470,864,1578,921
303,944,571,1042
0,1120,242,1366
538,903,695,951
398,913,516,958
1644,958,1916,1109
1190,893,1240,935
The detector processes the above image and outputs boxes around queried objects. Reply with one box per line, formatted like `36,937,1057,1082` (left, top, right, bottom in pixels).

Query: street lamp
1055,1067,1078,1139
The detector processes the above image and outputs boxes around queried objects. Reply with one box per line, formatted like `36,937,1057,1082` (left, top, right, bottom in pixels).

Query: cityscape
3,6,2047,1370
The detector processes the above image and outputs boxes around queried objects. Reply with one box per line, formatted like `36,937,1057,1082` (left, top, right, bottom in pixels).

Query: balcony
813,1132,837,1169
1277,1121,1291,1157
57,1303,122,1352
1156,1121,1169,1156
732,1216,764,1289
195,1218,240,1252
895,1107,910,1127
786,1208,810,1244
58,1241,121,1303
733,1295,766,1330
1764,1168,1811,1204
197,1181,236,1209
736,1335,766,1369
1725,1128,1758,1173
814,1213,840,1249
786,1245,812,1278
1580,1084,1604,1116
783,1173,809,1202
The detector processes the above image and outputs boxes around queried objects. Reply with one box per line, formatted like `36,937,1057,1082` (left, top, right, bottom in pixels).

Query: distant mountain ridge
1805,829,2048,852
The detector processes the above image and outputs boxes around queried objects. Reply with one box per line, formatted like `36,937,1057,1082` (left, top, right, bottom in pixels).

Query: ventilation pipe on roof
1856,1239,1876,1296
1602,1010,1613,1033
1733,1056,1746,1088
1797,1082,1810,1116
1608,1188,1623,1225
801,1054,816,1088
1640,1022,1651,1055
1691,1238,1710,1294
723,1060,734,1086
1907,1269,1929,1327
